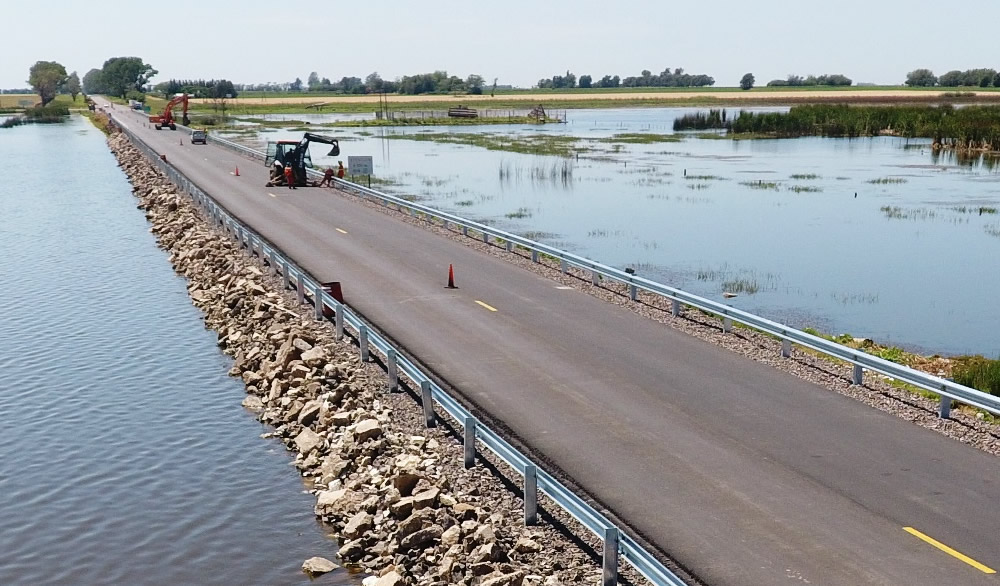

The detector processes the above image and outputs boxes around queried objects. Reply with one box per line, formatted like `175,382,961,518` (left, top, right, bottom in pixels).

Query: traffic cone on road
446,264,456,289
234,166,240,176
179,137,183,145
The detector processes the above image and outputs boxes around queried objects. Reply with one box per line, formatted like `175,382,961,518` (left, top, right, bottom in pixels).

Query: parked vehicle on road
190,130,207,144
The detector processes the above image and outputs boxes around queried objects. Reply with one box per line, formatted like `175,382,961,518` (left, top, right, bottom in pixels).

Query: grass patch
684,174,724,180
739,180,780,191
868,177,908,184
952,205,998,214
454,200,474,207
788,185,823,193
599,133,683,144
790,173,820,179
953,356,1000,397
504,207,533,219
387,132,587,157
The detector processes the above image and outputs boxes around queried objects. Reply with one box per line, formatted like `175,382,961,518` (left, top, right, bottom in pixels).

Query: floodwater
220,107,1000,357
0,117,357,585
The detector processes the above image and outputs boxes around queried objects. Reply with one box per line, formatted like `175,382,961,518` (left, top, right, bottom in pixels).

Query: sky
5,0,1000,89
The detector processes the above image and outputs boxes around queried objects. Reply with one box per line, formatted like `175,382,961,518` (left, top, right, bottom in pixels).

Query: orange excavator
149,93,190,130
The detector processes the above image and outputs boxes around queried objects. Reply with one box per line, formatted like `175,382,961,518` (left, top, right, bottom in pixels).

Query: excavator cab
265,133,341,187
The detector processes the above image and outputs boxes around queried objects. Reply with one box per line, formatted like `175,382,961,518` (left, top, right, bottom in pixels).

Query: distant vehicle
129,99,143,110
190,130,207,145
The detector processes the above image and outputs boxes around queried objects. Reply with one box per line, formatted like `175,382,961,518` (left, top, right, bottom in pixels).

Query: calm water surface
0,117,357,585
223,107,1000,356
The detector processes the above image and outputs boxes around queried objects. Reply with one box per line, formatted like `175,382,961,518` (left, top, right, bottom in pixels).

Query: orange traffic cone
446,264,456,289
179,137,183,145
234,166,240,176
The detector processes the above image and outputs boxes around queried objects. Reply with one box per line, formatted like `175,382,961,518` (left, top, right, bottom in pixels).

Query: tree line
538,67,715,89
152,79,238,99
905,68,1000,88
766,74,853,87
82,57,157,100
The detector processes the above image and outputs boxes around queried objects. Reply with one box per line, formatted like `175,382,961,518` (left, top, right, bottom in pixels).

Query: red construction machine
149,93,190,130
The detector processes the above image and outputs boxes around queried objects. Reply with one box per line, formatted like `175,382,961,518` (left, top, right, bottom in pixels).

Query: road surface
102,101,1000,586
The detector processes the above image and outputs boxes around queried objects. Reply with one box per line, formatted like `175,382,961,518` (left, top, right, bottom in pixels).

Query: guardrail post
313,284,324,321
592,270,600,286
723,316,733,333
462,226,469,237
561,259,568,274
387,349,398,392
602,527,619,586
464,417,476,468
359,325,370,362
781,339,792,358
531,250,539,263
852,364,864,385
506,241,513,252
335,304,344,340
629,284,637,301
421,381,436,427
671,299,681,317
296,272,305,305
482,232,489,244
524,464,537,525
938,395,951,419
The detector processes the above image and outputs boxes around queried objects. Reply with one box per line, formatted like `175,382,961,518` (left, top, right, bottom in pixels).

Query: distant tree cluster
153,79,238,99
905,68,1000,88
537,68,714,89
81,57,157,98
766,74,853,87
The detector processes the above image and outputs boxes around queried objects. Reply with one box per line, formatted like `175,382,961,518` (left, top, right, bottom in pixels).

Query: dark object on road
265,133,340,187
190,130,207,145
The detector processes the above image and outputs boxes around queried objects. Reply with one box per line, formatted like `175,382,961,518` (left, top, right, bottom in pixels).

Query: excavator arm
301,133,341,157
149,94,190,129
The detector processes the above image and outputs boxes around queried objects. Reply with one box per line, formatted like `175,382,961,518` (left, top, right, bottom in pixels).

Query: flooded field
218,108,1000,357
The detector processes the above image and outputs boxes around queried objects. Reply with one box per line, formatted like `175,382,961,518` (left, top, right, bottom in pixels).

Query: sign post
347,155,374,187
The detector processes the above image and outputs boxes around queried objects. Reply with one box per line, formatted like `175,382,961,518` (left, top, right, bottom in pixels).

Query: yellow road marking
903,527,995,574
336,228,348,234
475,300,498,312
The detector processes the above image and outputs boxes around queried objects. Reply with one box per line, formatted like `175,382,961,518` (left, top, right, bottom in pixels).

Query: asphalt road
103,101,1000,585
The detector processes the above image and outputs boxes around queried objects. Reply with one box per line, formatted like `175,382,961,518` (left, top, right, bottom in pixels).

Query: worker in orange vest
283,163,296,189
337,161,345,180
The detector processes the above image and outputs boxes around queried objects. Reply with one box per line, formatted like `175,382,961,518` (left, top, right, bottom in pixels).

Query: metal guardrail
201,131,1000,419
114,117,689,586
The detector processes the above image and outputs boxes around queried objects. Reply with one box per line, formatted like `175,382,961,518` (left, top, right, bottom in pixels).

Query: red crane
149,94,190,130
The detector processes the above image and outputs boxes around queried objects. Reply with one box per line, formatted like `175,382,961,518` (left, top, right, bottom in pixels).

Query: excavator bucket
328,144,340,156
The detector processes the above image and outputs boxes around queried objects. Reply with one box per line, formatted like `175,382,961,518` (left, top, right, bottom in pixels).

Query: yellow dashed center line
903,527,995,574
475,300,498,312
336,228,348,234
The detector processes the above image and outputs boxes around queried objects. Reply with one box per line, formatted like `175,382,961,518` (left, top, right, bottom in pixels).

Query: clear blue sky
5,0,999,89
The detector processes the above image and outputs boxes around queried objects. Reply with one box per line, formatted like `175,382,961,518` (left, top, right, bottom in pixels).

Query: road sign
347,156,373,176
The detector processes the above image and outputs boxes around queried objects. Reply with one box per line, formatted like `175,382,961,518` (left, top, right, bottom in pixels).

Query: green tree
28,61,68,106
994,72,1000,88
307,71,321,90
465,74,484,94
101,57,157,98
64,71,82,101
938,70,964,87
365,72,384,93
82,68,105,94
578,74,592,88
740,72,755,90
905,68,937,87
290,77,303,91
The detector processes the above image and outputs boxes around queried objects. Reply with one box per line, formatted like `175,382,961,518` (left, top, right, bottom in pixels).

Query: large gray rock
441,524,461,546
412,487,439,510
294,428,322,455
398,524,442,552
353,419,382,442
343,511,372,539
375,571,404,586
512,536,542,554
319,455,350,483
337,538,365,561
314,488,364,516
297,399,321,426
241,395,264,411
481,571,526,586
301,556,338,576
300,346,326,366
